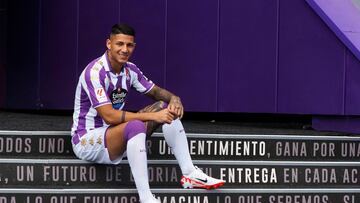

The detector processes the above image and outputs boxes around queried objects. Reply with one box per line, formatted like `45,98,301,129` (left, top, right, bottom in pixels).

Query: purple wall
0,1,6,108
346,50,360,114
119,0,166,111
166,0,219,112
5,0,360,116
7,0,40,109
219,0,278,113
278,0,345,115
39,1,78,109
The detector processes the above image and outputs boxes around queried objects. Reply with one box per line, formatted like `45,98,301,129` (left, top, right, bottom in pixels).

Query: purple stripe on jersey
93,68,108,128
76,86,91,137
116,75,123,88
127,63,153,91
106,74,115,96
138,75,153,90
99,68,107,87
94,115,103,128
78,129,87,137
84,65,98,106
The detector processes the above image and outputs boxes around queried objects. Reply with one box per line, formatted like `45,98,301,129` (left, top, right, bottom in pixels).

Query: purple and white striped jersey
71,52,154,137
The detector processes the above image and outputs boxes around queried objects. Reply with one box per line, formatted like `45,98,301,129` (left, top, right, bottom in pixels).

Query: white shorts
72,126,125,165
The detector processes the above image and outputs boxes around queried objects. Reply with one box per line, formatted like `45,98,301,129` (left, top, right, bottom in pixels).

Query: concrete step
0,159,359,189
1,131,360,161
0,188,359,203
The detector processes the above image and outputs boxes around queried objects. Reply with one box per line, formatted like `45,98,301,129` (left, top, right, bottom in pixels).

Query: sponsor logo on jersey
110,88,128,109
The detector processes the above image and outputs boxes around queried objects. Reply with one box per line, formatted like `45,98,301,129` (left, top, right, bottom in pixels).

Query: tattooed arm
146,85,184,119
96,104,174,125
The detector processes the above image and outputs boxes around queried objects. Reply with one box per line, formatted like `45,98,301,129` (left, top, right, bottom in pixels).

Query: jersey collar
103,51,127,76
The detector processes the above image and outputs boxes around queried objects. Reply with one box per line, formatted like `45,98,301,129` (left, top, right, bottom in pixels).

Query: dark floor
0,110,347,136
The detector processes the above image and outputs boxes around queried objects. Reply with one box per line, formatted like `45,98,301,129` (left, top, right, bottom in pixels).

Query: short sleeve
82,66,111,108
128,64,155,93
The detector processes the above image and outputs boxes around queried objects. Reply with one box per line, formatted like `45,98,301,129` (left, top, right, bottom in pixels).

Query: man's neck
111,62,123,74
107,52,124,74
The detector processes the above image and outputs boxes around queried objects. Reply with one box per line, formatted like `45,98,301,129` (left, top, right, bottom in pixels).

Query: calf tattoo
138,101,167,137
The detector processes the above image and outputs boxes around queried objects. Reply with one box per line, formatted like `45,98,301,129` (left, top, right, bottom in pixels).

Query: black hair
110,23,135,37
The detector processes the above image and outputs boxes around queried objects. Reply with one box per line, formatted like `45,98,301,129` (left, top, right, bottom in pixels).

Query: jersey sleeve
129,64,155,94
82,65,111,108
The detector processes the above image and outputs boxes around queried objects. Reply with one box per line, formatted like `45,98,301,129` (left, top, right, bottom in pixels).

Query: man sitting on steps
71,23,225,203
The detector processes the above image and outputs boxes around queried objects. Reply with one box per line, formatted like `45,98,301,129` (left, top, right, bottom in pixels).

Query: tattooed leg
138,101,167,137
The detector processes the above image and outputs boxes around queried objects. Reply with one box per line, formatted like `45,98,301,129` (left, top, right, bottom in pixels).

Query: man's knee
149,101,168,112
124,120,146,141
139,101,168,113
158,101,168,109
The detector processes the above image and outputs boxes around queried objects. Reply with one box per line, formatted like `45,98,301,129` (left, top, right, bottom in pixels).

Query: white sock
162,119,196,175
126,133,153,202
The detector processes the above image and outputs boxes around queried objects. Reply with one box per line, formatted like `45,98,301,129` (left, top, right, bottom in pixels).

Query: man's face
106,33,136,67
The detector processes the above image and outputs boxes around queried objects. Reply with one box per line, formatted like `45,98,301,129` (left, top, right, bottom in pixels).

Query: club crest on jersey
110,88,128,109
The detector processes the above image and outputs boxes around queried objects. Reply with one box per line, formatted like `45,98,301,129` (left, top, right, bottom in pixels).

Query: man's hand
168,96,184,119
145,85,184,119
154,109,175,124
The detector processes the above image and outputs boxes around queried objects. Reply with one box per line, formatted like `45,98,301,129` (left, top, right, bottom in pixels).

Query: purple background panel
0,0,7,8
218,0,278,113
3,0,360,122
277,0,345,115
119,0,166,111
0,8,6,108
312,116,360,134
0,62,4,108
345,49,360,115
306,0,360,61
166,0,218,112
6,0,40,109
39,1,78,109
77,0,119,76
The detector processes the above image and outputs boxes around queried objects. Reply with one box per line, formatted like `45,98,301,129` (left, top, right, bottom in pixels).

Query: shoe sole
182,181,225,190
181,176,225,190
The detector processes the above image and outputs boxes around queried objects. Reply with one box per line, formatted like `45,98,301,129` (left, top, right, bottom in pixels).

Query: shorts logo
97,137,102,145
80,138,87,146
95,87,107,103
89,136,95,145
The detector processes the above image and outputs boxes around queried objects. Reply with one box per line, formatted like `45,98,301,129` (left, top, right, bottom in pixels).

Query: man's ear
106,39,111,50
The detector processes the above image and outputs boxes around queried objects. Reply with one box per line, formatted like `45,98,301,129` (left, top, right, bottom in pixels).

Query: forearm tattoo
152,86,173,103
170,96,181,104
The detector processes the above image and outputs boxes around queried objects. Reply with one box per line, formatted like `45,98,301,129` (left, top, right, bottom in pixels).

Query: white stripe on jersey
129,68,148,93
121,73,128,91
71,81,82,135
85,107,98,130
